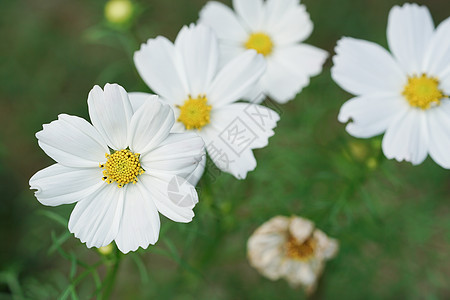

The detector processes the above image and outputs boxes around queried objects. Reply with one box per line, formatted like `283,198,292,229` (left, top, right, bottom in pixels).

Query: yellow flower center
402,74,445,110
177,95,212,130
245,32,273,56
100,149,144,188
285,234,316,261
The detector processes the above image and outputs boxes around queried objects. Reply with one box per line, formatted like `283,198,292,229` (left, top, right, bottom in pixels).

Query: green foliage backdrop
0,0,449,299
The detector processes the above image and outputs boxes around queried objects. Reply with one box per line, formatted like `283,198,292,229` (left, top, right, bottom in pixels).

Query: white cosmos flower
332,4,450,168
29,83,204,254
133,24,279,180
198,0,328,104
247,216,338,295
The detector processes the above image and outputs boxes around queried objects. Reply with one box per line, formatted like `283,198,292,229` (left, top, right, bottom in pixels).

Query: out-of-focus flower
199,0,328,103
333,4,450,168
133,24,279,180
98,243,114,256
247,216,338,295
29,84,204,254
105,0,134,25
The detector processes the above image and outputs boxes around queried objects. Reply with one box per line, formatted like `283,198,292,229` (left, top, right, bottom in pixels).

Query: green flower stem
102,246,122,299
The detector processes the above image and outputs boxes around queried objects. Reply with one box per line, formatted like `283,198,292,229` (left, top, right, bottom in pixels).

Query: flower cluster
28,0,450,295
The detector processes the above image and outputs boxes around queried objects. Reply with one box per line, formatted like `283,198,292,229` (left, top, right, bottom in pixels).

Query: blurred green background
1,0,450,299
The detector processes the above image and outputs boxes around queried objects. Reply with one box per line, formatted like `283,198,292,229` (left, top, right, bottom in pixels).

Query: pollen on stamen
99,149,144,188
402,74,445,110
245,32,273,56
177,94,212,130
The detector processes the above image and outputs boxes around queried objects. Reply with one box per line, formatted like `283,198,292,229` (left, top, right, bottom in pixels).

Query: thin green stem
102,246,122,300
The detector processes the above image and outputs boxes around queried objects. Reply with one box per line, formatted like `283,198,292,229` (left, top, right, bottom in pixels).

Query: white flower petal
134,36,188,105
188,155,206,186
36,114,108,168
382,108,429,165
203,103,279,179
87,84,133,150
68,185,124,248
115,183,160,254
338,93,408,138
276,44,328,79
140,132,205,180
264,0,298,32
199,1,248,42
266,3,313,45
387,3,435,75
283,261,319,290
140,174,197,223
128,92,158,113
262,44,327,103
427,101,450,169
423,17,450,80
174,24,219,97
29,164,104,207
232,0,264,32
259,58,304,103
127,97,174,155
331,37,405,96
242,79,266,104
218,43,247,68
208,50,266,108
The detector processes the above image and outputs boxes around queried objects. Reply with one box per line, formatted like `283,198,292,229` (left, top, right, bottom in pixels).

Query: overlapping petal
261,44,327,103
68,185,124,248
265,2,313,45
140,132,204,178
232,0,264,31
127,98,174,155
36,114,108,168
134,36,188,104
115,184,160,253
140,174,197,223
208,50,266,107
422,17,450,81
174,24,219,97
382,108,429,165
88,84,133,150
199,1,248,42
427,101,450,169
202,103,279,179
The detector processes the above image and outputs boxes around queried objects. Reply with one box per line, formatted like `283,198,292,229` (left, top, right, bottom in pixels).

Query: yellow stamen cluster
245,32,273,56
177,95,212,130
402,74,445,110
99,149,144,188
285,234,316,261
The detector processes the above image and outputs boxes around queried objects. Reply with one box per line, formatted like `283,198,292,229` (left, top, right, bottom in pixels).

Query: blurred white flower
199,0,328,103
247,216,338,294
133,24,279,180
29,84,204,254
332,3,450,168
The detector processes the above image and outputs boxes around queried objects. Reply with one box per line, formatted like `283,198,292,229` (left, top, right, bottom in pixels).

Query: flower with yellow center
133,24,280,181
177,95,212,130
247,216,338,295
245,32,273,56
333,3,450,168
30,84,205,254
199,0,328,103
100,149,144,187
